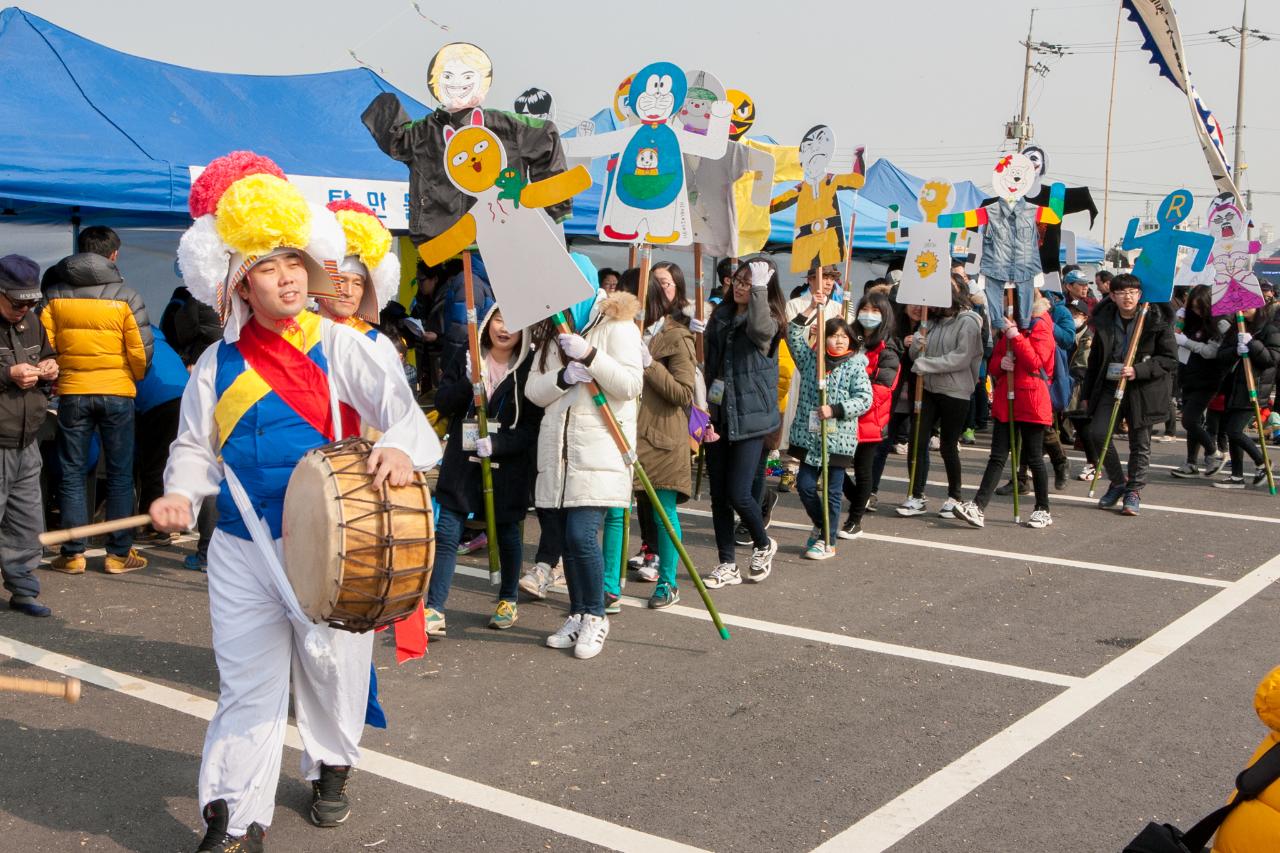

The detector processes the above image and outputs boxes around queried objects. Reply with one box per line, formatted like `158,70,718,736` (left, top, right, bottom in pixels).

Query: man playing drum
150,153,441,852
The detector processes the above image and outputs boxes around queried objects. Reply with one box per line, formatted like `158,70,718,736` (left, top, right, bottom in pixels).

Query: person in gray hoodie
897,280,984,519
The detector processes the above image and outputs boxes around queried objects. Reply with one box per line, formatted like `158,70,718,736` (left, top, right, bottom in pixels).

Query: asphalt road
1,435,1278,852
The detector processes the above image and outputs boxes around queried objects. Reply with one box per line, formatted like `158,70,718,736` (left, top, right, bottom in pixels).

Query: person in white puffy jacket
526,288,644,660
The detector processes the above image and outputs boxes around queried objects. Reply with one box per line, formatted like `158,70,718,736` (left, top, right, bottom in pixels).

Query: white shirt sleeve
162,343,224,512
327,322,442,470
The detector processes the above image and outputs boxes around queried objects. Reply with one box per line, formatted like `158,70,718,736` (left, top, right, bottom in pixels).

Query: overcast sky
15,0,1280,245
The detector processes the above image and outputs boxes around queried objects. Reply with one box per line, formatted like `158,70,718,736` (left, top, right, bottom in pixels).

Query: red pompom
189,151,287,218
326,198,381,219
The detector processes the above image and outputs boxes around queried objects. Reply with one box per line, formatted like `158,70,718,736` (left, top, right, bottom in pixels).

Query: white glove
1238,332,1253,356
641,342,653,368
464,351,473,378
689,317,706,334
1174,332,1189,348
475,436,493,458
576,119,596,137
748,260,772,290
710,99,732,119
558,333,592,360
563,361,592,385
1000,353,1015,372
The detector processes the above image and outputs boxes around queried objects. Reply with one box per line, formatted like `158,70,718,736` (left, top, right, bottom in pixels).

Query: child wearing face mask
786,302,873,559
839,292,901,539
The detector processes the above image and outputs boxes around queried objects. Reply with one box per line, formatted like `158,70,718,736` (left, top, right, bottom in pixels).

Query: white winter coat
527,291,644,509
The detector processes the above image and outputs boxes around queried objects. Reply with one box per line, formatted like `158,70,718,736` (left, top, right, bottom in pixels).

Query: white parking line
956,442,1181,472
452,565,1080,687
0,635,710,853
680,508,1229,588
811,548,1280,853
877,473,1280,525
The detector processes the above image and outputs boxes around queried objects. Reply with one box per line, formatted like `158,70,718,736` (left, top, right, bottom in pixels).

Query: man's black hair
78,225,120,258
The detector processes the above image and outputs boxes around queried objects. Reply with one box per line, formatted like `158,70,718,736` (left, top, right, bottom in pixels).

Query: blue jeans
56,394,136,556
545,507,606,617
426,504,522,612
796,461,844,546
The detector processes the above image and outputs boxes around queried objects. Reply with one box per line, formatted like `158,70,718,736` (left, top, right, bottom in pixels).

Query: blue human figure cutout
1121,188,1214,304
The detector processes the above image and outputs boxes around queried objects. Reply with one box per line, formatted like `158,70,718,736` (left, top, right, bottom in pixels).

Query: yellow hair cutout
333,208,392,270
427,42,493,108
214,173,311,258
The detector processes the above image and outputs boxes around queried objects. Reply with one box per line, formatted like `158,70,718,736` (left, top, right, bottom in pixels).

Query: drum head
282,450,343,623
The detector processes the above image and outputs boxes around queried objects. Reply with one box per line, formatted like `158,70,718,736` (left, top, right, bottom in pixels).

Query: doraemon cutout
427,42,493,112
770,125,865,273
563,61,731,245
418,110,594,329
514,87,555,123
893,179,964,308
726,88,756,141
936,153,1065,329
1121,188,1214,304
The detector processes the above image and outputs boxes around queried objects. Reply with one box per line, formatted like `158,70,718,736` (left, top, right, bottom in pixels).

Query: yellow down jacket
41,253,152,397
1213,667,1280,852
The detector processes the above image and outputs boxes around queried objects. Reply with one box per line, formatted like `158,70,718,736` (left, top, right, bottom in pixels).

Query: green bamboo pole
1004,287,1020,524
1089,302,1148,498
1236,310,1276,495
907,320,927,498
462,252,501,580
553,310,729,640
817,295,830,547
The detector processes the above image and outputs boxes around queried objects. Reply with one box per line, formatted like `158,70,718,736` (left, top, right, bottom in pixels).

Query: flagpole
1102,0,1123,259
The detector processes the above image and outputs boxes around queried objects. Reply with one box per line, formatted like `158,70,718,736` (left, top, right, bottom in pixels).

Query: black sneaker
604,592,622,615
760,489,779,529
197,800,265,852
865,493,878,513
648,583,679,610
1054,460,1070,491
1253,466,1272,487
994,478,1030,497
733,521,752,546
837,517,862,540
310,764,351,828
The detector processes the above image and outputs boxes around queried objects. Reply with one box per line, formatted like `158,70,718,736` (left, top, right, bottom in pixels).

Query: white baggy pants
199,530,374,834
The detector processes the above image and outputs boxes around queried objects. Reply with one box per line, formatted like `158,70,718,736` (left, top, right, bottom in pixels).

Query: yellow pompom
1255,666,1280,732
214,174,312,258
333,208,392,270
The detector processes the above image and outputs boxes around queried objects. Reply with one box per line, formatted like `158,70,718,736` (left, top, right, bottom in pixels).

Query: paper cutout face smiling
992,153,1036,204
726,89,755,141
917,179,955,224
441,110,505,195
680,70,726,136
427,43,493,112
800,125,835,185
631,63,686,124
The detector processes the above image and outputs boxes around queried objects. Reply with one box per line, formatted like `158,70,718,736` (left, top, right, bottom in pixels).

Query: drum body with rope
282,438,435,632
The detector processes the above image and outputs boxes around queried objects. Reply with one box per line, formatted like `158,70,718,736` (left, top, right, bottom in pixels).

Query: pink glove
1000,353,1015,372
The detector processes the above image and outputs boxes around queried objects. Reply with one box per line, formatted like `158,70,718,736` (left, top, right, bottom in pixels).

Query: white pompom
177,215,231,309
370,252,401,314
306,203,346,267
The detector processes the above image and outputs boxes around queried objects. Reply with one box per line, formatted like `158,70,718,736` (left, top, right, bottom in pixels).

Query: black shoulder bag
1124,741,1280,853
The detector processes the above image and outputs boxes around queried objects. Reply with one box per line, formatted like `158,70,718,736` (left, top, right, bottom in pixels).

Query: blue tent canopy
0,7,428,217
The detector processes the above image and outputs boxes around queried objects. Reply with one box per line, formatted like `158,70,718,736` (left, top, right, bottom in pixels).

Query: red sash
237,317,359,440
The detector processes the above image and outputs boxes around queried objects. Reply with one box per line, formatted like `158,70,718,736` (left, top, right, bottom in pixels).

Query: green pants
603,490,681,597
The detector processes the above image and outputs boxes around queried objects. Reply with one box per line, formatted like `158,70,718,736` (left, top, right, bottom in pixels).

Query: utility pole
1006,9,1069,150
1017,9,1035,151
1234,0,1248,183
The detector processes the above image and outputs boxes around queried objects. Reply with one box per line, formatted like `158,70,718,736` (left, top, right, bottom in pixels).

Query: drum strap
223,463,338,675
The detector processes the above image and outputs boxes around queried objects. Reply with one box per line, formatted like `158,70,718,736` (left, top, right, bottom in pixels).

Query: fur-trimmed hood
592,290,642,325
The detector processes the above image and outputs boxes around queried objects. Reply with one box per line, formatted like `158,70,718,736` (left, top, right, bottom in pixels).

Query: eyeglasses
731,278,753,290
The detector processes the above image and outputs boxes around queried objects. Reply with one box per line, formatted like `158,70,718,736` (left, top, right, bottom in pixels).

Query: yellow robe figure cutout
770,125,865,274
420,109,594,330
737,139,801,257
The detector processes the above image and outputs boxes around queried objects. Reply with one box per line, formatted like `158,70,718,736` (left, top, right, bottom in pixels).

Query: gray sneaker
518,562,551,600
747,537,778,583
704,563,741,588
1169,463,1199,479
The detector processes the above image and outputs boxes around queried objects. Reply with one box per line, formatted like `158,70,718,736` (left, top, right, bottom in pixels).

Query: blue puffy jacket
134,327,188,414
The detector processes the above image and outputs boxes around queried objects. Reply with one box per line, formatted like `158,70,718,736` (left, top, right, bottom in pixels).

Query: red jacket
858,340,901,443
989,314,1054,426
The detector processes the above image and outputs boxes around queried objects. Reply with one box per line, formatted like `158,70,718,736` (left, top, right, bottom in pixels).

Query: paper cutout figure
1202,194,1265,314
514,87,555,123
998,145,1097,292
889,180,964,307
937,153,1064,329
726,89,756,141
427,42,493,112
363,42,571,245
418,110,594,329
563,62,731,245
1120,189,1214,304
682,70,776,257
736,138,800,257
770,126,865,273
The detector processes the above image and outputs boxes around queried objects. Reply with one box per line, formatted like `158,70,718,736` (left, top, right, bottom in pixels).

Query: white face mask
1073,316,1086,330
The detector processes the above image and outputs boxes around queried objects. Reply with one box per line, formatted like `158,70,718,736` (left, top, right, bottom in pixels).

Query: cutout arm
418,216,478,267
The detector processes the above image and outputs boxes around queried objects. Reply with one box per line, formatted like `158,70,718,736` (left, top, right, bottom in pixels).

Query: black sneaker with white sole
733,521,752,546
197,800,265,852
838,517,863,539
746,538,777,583
310,764,351,827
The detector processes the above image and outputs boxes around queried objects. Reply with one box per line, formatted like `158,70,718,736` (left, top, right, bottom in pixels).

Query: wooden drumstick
0,674,82,703
39,514,153,547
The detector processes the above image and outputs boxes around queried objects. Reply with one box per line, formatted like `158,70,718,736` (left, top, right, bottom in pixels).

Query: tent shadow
0,718,197,852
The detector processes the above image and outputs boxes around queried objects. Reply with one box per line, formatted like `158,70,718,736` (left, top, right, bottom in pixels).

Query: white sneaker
893,442,908,455
546,614,583,649
573,614,609,660
952,500,985,529
937,498,958,519
929,435,941,451
803,541,836,560
704,563,741,588
747,538,777,583
1202,454,1226,477
896,496,927,517
1076,463,1096,482
1026,509,1053,529
518,562,551,600
550,561,566,588
634,554,659,583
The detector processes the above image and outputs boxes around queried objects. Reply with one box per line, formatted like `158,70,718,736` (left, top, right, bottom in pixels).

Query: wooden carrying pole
693,243,706,363
0,673,81,703
1005,288,1021,523
619,244,653,578
907,322,926,498
816,294,830,548
552,310,729,640
462,252,501,580
40,514,150,547
1236,310,1276,495
1089,303,1149,497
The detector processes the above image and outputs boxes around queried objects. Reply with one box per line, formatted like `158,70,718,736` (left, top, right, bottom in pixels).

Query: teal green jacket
785,317,872,466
